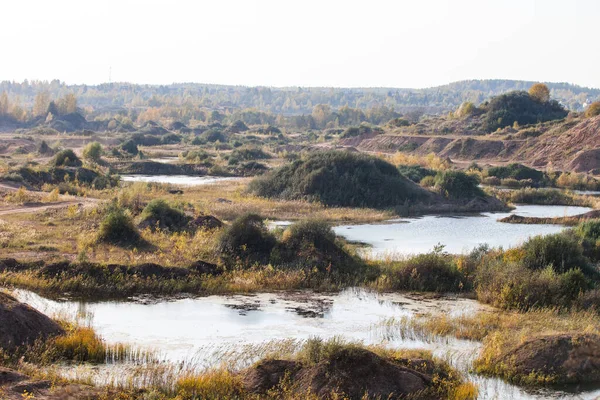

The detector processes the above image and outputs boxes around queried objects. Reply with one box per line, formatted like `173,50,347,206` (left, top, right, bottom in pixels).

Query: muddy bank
0,258,221,299
0,366,111,400
0,292,64,351
112,160,211,176
499,209,600,225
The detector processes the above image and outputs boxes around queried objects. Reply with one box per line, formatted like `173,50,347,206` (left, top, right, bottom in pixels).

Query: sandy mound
499,333,600,383
0,292,64,351
567,148,600,173
242,348,431,399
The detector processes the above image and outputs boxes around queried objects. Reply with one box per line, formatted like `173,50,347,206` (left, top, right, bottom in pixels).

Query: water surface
120,175,239,185
13,288,600,399
334,205,591,258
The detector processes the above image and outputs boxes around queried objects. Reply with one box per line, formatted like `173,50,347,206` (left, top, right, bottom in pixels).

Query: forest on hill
1,79,599,119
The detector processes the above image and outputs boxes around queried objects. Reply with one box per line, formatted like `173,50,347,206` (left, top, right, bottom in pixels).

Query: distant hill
1,79,598,116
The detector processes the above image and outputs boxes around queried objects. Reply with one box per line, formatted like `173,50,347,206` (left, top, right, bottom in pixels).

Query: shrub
528,83,550,103
388,117,411,127
97,206,141,245
120,139,139,155
575,219,600,262
82,142,103,162
249,151,428,208
230,147,271,161
397,165,436,183
217,213,276,268
138,199,189,232
585,101,600,118
202,128,227,143
521,233,589,274
161,133,182,144
38,140,52,155
487,163,545,182
378,251,466,292
271,220,363,273
482,91,567,132
228,120,249,133
434,170,483,199
475,258,591,310
455,102,477,118
51,149,82,167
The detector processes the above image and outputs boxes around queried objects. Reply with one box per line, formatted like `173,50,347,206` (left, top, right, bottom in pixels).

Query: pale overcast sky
2,0,598,88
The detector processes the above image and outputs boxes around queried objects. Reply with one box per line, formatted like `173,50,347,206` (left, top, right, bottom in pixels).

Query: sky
2,0,599,88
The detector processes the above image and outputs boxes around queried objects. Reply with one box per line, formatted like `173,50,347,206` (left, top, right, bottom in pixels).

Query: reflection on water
334,205,592,257
13,288,600,399
14,288,482,364
120,175,239,185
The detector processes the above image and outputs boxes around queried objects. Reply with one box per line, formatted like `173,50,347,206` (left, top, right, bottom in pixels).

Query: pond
12,288,600,399
120,175,240,185
333,205,592,258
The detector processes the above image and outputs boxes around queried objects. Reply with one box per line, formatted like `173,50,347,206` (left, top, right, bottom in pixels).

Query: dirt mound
567,148,600,173
243,359,301,393
499,333,600,383
242,348,431,399
189,214,223,230
527,115,600,172
0,292,64,351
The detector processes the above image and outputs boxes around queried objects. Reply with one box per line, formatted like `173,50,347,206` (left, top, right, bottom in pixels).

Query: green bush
120,140,139,155
487,163,545,183
82,142,103,162
521,233,589,274
433,170,483,199
482,91,567,132
378,251,466,292
217,213,276,268
575,219,600,262
138,199,189,232
397,165,436,183
249,151,428,208
271,220,363,273
52,149,82,167
202,128,227,143
97,206,141,245
475,259,591,310
230,147,271,161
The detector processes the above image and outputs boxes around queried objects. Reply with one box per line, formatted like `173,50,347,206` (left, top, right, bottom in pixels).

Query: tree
585,101,600,118
82,142,103,162
529,83,550,103
33,91,50,117
0,92,9,116
57,93,77,114
47,101,59,116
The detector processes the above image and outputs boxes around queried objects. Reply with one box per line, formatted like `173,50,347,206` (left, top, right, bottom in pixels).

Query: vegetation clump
51,149,82,167
138,199,189,232
271,220,364,273
482,90,567,132
397,164,436,183
433,170,483,199
249,151,428,208
82,141,103,162
96,205,142,246
487,163,545,183
585,101,600,118
217,213,277,268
